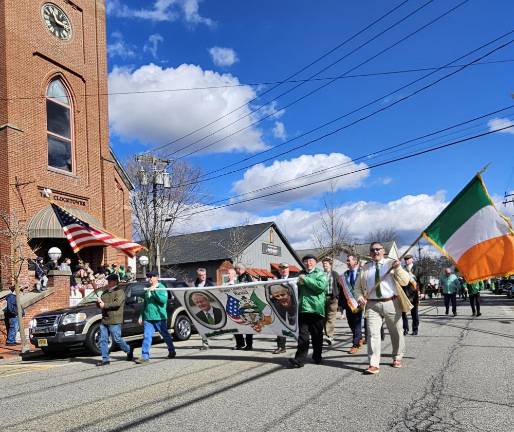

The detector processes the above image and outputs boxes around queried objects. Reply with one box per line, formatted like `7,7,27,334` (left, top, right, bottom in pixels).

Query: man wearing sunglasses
354,242,410,374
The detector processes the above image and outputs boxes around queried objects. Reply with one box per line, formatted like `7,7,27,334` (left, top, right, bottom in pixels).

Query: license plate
38,338,48,347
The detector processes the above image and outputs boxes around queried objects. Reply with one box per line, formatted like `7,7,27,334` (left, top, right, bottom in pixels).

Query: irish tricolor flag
423,174,514,282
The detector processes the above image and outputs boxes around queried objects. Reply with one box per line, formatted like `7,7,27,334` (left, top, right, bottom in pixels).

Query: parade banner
170,279,299,340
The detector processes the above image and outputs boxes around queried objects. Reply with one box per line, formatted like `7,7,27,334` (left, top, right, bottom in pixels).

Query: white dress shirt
365,259,397,300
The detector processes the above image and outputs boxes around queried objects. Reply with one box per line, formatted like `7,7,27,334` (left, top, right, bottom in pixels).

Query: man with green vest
289,254,327,368
135,271,176,363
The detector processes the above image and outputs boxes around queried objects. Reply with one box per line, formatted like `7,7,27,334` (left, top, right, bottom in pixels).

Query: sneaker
392,359,402,368
126,347,134,361
232,345,245,350
96,360,110,367
364,366,380,374
134,358,149,364
288,358,304,368
349,346,360,354
199,345,209,351
272,347,286,354
325,337,334,346
167,351,176,359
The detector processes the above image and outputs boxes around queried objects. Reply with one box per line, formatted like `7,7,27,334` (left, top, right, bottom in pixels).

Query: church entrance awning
27,205,102,239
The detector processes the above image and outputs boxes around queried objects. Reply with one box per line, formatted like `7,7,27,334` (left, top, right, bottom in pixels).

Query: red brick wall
0,271,71,344
0,1,133,283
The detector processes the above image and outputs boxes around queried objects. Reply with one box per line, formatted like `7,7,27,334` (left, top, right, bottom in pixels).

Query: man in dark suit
193,268,217,351
341,254,363,354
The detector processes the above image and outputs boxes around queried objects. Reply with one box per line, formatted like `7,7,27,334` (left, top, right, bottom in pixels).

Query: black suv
29,280,194,355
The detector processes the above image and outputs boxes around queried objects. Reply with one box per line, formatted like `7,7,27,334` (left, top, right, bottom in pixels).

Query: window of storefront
46,78,73,172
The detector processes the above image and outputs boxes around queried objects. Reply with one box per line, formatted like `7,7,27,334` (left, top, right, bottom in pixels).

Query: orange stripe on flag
457,234,514,282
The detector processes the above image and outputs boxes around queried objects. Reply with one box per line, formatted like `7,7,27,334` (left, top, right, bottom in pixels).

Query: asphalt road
1,293,513,432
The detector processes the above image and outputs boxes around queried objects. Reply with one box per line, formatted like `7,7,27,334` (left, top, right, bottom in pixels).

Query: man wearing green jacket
289,254,327,368
467,280,483,317
135,271,176,363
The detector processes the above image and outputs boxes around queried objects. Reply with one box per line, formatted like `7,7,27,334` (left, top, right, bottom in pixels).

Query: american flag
226,295,245,324
52,204,144,258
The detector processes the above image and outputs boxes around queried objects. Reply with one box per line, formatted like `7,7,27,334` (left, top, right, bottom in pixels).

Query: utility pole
135,154,171,277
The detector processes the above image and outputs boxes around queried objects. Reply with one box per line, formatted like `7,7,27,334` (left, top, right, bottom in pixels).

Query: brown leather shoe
349,346,360,354
364,366,380,374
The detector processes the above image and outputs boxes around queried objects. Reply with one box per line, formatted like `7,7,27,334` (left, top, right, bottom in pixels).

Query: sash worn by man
341,254,363,354
401,255,420,336
355,242,410,374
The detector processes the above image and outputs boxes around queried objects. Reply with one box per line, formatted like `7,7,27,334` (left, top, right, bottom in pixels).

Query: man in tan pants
355,242,410,374
321,257,341,345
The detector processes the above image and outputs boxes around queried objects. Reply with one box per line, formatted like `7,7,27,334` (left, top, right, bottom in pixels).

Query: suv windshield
79,290,104,305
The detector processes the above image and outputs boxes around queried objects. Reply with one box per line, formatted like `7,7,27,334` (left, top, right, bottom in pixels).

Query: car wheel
173,314,192,341
85,322,111,355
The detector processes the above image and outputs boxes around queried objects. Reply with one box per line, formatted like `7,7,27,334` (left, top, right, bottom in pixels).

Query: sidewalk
0,343,43,362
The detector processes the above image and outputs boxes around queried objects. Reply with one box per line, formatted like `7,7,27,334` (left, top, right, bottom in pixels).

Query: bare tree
128,158,201,270
366,227,399,244
312,191,354,259
217,220,251,265
0,210,29,352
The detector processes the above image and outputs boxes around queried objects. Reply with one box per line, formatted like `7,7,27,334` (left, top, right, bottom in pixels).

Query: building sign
39,188,87,207
262,243,281,256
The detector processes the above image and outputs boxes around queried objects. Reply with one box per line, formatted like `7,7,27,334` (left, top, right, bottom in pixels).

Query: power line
180,124,514,218
187,107,514,210
2,59,511,102
166,0,457,158
174,30,514,188
150,0,413,153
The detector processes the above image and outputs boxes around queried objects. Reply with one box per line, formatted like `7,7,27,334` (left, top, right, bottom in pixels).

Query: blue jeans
142,320,175,360
6,317,19,344
99,323,131,362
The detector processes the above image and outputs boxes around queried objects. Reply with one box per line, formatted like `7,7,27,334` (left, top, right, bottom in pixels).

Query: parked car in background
29,279,194,355
497,276,514,297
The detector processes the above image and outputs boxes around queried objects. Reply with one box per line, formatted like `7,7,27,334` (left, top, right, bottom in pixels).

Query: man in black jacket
194,268,216,350
234,263,255,351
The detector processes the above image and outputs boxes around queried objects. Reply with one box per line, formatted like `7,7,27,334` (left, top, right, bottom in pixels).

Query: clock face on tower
41,3,72,41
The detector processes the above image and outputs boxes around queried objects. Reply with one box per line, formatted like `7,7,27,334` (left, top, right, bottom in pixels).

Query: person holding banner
289,254,327,368
194,268,215,351
233,263,255,351
341,254,363,354
134,271,176,363
271,263,297,354
355,242,410,374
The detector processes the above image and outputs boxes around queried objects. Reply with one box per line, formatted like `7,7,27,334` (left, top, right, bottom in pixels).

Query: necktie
206,312,214,325
349,270,355,288
375,263,382,298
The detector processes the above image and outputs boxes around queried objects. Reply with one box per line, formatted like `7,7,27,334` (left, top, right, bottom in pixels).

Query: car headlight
62,312,87,325
29,319,37,329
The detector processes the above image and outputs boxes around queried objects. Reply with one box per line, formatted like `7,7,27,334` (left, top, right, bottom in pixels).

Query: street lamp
139,255,149,279
48,247,62,269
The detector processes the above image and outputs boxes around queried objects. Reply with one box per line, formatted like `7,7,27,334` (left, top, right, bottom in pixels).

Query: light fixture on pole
139,255,149,278
48,247,62,268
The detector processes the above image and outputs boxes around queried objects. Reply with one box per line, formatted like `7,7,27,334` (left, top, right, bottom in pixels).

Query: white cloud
144,34,164,58
272,121,287,140
232,153,369,206
175,192,449,253
208,47,239,67
487,117,514,135
106,0,214,26
107,32,137,60
108,63,268,153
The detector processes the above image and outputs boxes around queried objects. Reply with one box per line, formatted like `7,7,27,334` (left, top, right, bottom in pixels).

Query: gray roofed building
160,222,302,284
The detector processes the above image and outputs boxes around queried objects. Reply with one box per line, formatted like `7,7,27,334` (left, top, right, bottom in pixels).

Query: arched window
46,78,73,172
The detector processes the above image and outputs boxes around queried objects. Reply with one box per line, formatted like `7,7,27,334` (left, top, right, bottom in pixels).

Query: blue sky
105,0,514,249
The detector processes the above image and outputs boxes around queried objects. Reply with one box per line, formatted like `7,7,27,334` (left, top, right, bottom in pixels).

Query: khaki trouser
324,296,339,338
366,298,405,367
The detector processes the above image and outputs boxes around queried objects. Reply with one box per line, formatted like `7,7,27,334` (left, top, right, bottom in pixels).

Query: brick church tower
0,1,134,285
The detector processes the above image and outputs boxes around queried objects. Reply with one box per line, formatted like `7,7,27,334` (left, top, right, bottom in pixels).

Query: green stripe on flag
424,175,491,248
